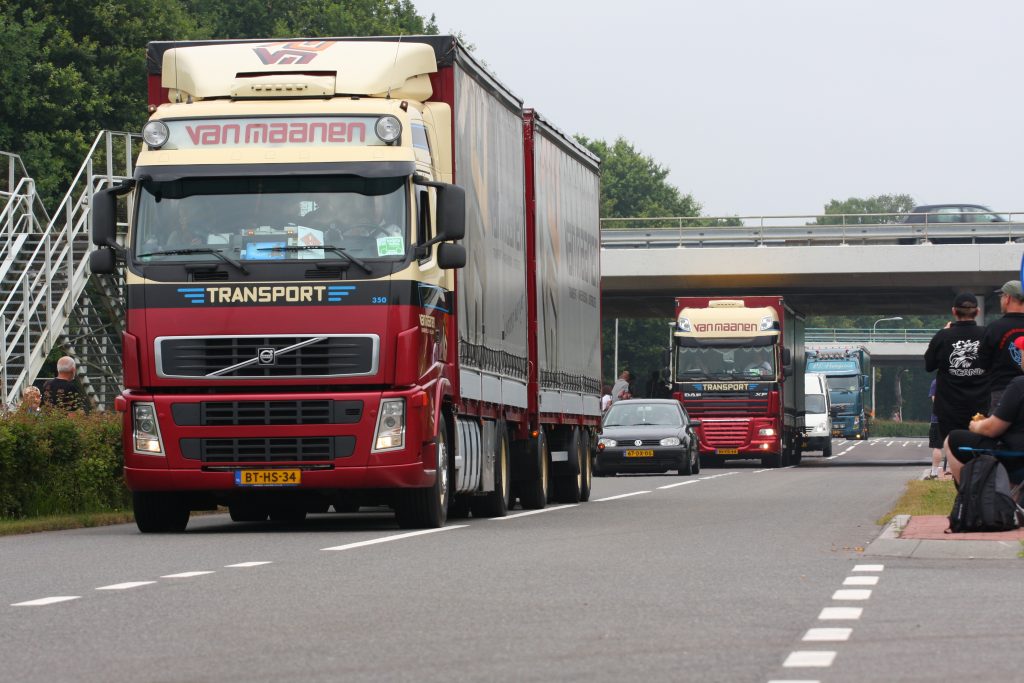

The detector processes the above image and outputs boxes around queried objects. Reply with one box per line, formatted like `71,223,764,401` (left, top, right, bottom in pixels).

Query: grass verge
877,479,957,526
0,511,135,536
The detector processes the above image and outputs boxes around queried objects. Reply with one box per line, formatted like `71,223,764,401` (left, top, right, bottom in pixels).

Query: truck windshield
675,344,776,381
134,175,408,263
826,376,859,394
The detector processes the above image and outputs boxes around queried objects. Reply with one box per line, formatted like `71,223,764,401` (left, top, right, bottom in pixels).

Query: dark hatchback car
899,204,1020,244
595,399,701,476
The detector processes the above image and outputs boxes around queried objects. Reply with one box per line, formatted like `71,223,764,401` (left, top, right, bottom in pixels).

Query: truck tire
395,416,450,529
269,503,307,523
553,428,584,504
760,451,783,468
133,492,189,533
579,433,593,502
229,502,269,522
470,424,511,518
822,439,833,457
518,430,550,510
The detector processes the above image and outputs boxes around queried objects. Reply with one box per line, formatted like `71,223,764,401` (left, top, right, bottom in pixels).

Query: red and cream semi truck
669,296,805,468
90,36,602,531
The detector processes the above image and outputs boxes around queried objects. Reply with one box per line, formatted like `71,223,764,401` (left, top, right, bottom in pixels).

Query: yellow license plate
625,449,654,458
717,448,739,455
235,469,301,486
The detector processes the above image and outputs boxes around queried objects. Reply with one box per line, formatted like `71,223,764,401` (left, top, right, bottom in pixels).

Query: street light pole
870,316,903,419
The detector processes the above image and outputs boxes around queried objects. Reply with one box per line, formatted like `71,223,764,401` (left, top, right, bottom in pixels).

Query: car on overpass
899,203,1021,244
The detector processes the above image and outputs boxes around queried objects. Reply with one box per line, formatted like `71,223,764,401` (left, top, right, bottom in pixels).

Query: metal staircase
1,131,139,409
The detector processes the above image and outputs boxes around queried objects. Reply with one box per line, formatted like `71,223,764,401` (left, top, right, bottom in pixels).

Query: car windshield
603,403,683,427
675,344,776,381
806,394,827,413
134,175,408,263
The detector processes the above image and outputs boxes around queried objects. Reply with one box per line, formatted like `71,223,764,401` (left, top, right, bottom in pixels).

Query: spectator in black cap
978,280,1024,410
924,292,988,474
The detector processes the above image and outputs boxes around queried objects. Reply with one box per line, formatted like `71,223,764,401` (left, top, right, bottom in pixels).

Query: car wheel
678,448,693,476
691,446,701,474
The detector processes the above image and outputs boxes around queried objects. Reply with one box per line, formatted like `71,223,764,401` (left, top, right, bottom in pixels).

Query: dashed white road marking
803,627,852,642
225,561,272,568
321,525,466,551
832,589,872,600
11,596,80,607
161,571,215,579
843,575,879,586
494,504,578,520
658,480,700,490
852,564,884,572
783,651,836,667
818,607,862,620
752,468,772,473
96,581,156,591
595,490,651,502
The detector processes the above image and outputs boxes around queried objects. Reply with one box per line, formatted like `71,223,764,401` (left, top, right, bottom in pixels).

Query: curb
866,514,1023,560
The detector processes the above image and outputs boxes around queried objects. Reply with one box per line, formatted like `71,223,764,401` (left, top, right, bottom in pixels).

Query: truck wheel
553,428,584,504
579,435,593,502
269,504,307,523
395,416,450,529
229,502,269,522
760,451,783,468
518,429,550,509
470,424,511,518
822,439,833,457
133,492,189,533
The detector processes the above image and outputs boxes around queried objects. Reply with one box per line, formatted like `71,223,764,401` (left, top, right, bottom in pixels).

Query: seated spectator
944,336,1024,484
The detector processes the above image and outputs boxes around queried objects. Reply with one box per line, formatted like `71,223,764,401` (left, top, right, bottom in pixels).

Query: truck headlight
373,398,406,451
676,317,692,332
375,116,402,144
133,402,164,455
758,427,776,436
142,121,169,149
660,437,681,446
598,437,617,449
759,315,774,331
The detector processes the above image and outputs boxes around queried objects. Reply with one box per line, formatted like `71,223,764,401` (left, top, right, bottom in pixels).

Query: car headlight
660,437,681,446
598,437,617,449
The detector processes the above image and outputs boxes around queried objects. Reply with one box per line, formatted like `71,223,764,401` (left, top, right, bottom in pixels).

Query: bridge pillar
974,292,987,325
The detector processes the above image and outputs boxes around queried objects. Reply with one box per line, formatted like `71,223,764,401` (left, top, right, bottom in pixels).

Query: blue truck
805,346,872,440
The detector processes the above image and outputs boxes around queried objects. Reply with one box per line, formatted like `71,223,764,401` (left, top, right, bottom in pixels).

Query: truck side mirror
436,184,465,241
783,365,793,378
437,242,466,269
781,348,792,366
689,419,702,428
90,247,116,274
92,187,118,247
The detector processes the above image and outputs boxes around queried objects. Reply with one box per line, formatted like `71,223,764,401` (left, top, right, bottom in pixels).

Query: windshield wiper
262,245,372,274
138,248,249,275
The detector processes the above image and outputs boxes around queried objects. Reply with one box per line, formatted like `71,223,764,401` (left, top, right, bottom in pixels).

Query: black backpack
948,454,1022,533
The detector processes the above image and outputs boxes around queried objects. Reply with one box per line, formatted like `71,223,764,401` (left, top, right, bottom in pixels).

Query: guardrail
806,328,938,344
600,213,1024,248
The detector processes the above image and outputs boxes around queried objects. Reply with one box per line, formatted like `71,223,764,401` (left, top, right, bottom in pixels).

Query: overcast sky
418,0,1024,219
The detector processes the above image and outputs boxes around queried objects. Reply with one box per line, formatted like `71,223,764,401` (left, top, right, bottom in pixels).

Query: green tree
813,193,916,225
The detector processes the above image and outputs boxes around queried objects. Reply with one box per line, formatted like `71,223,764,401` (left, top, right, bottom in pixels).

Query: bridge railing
806,328,939,344
601,212,1024,248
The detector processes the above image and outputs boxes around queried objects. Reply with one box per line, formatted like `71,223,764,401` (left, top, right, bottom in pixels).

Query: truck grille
180,436,355,463
171,400,363,426
684,396,768,417
700,421,751,446
156,335,378,379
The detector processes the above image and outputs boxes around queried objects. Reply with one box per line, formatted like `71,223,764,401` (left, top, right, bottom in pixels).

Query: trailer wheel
553,428,584,504
518,429,550,509
470,424,511,518
395,416,450,529
133,492,189,533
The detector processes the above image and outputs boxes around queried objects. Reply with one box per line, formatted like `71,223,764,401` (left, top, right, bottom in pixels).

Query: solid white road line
595,490,651,502
657,480,700,490
225,561,273,568
843,576,879,586
832,589,872,600
493,504,578,520
321,525,467,551
818,607,863,620
11,596,80,607
852,564,884,572
767,680,820,683
783,651,836,667
803,627,852,642
161,571,215,579
96,581,156,591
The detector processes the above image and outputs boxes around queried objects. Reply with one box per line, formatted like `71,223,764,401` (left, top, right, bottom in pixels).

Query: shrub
0,409,127,519
870,419,930,438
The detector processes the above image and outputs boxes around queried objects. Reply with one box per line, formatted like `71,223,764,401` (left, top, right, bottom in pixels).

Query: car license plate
235,469,301,486
717,448,739,455
625,449,654,458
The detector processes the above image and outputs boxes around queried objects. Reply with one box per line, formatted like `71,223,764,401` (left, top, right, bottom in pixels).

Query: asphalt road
1,438,1022,683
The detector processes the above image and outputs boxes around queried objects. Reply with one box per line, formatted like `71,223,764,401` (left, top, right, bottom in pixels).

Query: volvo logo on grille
634,440,642,446
257,348,276,366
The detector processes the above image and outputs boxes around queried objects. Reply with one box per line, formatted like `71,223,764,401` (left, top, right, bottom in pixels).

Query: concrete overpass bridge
599,214,1024,320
